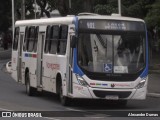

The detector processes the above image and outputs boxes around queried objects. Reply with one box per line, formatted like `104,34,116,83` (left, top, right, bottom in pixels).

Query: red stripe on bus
32,54,37,58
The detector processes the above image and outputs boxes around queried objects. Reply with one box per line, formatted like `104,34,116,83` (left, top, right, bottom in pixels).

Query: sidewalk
147,74,160,98
148,52,160,97
148,74,160,93
149,64,160,74
149,51,160,74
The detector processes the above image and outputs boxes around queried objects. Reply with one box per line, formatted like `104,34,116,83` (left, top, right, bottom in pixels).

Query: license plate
105,95,119,100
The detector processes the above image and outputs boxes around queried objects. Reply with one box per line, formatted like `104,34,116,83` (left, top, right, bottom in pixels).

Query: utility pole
69,0,71,8
34,0,37,19
118,0,121,16
12,0,15,40
21,0,25,20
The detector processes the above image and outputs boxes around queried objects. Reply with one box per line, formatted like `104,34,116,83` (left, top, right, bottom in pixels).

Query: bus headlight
76,74,89,87
135,79,146,89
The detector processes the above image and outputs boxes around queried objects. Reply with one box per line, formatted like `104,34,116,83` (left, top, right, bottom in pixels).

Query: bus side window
26,27,31,51
13,27,20,50
58,25,68,55
33,26,39,52
28,26,35,52
23,27,28,51
44,26,51,53
50,25,59,54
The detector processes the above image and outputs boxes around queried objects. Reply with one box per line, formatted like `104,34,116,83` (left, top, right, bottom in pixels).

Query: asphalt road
0,48,11,60
0,60,160,120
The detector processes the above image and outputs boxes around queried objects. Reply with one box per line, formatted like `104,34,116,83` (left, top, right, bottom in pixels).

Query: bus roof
15,16,75,26
15,15,144,27
77,15,144,22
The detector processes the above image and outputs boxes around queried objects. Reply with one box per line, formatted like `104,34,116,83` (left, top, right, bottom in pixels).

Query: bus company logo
46,62,60,71
111,84,115,88
110,83,130,88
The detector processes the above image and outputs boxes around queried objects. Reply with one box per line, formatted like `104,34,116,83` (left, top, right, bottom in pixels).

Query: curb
147,93,160,98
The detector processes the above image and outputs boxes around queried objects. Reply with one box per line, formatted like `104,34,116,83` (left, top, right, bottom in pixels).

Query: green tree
0,0,12,32
15,0,35,19
124,0,155,18
15,0,57,19
145,0,160,28
93,0,155,18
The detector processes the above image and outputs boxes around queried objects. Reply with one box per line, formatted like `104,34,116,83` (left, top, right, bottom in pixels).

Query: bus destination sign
79,19,145,32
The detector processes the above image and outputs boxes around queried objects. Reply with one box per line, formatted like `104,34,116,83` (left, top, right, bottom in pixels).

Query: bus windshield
77,32,146,74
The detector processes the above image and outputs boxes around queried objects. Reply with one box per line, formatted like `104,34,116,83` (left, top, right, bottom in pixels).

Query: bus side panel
21,55,25,85
56,55,67,92
42,54,57,92
11,51,18,82
42,54,67,93
21,52,26,84
29,55,37,88
22,52,37,88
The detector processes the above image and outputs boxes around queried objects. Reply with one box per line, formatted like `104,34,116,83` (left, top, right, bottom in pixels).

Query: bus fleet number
87,22,95,29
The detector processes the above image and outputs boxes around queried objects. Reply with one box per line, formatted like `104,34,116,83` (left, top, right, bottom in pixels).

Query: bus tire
25,72,35,96
59,84,70,106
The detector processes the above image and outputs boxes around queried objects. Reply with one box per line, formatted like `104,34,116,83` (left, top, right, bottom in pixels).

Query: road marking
43,117,60,120
147,93,160,98
66,107,83,111
0,107,12,111
66,107,109,118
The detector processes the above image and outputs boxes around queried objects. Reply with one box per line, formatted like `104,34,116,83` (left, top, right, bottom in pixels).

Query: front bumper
71,83,147,100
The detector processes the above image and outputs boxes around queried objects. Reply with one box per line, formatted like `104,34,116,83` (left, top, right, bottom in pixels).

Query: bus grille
93,90,132,98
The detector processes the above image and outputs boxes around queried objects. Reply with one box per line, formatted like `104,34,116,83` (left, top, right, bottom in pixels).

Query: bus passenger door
17,33,24,83
37,32,45,91
68,34,75,94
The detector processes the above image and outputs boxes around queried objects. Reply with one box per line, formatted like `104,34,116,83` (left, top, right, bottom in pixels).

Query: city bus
11,13,148,106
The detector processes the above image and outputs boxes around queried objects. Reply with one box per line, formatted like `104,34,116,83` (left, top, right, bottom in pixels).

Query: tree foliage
145,1,160,27
0,0,159,32
0,0,12,32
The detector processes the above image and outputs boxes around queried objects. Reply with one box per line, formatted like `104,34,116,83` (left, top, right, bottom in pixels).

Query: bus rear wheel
25,72,36,96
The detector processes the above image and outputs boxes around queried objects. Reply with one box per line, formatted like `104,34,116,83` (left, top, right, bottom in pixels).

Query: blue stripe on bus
73,48,84,76
140,25,148,78
25,53,29,57
72,17,84,76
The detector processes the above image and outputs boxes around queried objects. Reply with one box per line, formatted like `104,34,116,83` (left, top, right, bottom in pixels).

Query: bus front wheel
59,84,70,106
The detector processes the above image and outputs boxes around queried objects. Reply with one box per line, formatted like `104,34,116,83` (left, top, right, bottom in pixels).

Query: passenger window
44,26,51,53
28,27,35,52
58,25,68,55
50,25,59,54
33,26,39,52
26,27,31,51
23,27,28,51
13,27,20,50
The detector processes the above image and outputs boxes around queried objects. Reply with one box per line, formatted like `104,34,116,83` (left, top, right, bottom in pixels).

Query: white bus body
11,15,148,106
